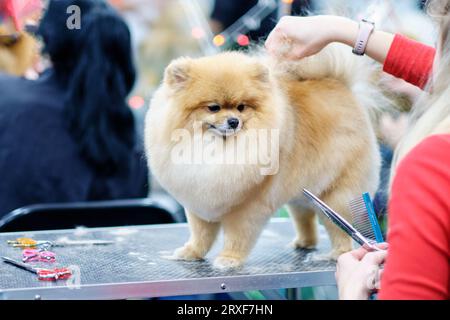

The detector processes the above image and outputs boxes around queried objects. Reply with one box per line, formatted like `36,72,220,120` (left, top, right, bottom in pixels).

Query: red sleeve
383,34,436,89
379,134,450,300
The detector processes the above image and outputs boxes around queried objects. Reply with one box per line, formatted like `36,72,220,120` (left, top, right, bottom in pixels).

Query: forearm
266,15,397,65
330,17,395,64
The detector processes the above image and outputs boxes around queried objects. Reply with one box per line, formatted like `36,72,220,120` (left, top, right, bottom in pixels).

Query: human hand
265,15,358,60
336,243,389,300
379,113,409,149
381,74,422,103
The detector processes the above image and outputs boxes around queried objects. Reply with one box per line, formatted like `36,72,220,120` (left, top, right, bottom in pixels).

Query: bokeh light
213,34,226,47
128,96,145,110
237,34,250,46
191,27,205,39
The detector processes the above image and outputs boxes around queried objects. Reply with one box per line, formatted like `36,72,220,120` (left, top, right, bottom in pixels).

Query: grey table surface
0,218,336,300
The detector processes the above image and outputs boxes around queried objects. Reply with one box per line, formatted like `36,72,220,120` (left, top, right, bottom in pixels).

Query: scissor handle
22,249,56,263
362,242,384,252
37,268,72,281
8,237,38,247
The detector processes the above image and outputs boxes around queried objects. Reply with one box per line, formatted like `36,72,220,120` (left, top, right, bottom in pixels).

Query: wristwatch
352,19,375,56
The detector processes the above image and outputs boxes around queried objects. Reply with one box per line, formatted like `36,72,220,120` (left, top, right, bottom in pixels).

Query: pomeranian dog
145,44,381,269
0,26,37,75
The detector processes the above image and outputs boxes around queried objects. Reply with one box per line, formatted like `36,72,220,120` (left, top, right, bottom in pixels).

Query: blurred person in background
130,0,203,92
107,0,166,96
109,0,161,50
210,0,315,42
0,0,149,217
0,0,41,75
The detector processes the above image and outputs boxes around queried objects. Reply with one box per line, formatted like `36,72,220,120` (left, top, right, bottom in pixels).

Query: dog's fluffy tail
267,43,391,114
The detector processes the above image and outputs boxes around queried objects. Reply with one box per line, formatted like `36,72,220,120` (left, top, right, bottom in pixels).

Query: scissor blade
303,189,333,218
303,189,356,230
2,256,38,274
303,189,375,248
51,239,115,247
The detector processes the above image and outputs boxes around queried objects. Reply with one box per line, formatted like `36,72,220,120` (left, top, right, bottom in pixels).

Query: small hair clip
37,267,72,281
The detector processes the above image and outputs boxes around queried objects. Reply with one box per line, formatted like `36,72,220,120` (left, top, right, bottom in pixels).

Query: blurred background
1,0,435,128
108,0,434,114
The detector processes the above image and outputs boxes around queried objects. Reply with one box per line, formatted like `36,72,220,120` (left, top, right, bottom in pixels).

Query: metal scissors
303,189,382,252
7,237,114,249
22,249,56,263
2,256,72,281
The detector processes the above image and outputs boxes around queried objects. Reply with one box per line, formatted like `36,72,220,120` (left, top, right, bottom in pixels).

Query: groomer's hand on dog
265,15,357,60
335,243,388,300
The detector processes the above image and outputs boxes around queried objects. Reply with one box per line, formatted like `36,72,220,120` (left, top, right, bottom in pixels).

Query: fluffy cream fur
145,44,381,269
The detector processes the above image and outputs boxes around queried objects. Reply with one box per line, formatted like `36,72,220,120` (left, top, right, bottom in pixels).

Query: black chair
0,193,186,232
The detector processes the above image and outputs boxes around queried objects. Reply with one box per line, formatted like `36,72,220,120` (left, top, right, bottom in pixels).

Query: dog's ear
164,57,192,89
252,62,270,83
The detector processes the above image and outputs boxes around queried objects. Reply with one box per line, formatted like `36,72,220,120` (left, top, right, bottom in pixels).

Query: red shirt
379,36,449,299
383,34,436,89
379,135,450,300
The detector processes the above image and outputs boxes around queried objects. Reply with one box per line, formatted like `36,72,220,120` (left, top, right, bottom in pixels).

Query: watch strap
352,19,375,56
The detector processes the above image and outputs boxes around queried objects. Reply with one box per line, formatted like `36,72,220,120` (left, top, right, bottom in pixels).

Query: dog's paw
290,237,317,250
168,245,203,261
311,252,336,261
312,248,349,261
213,256,243,270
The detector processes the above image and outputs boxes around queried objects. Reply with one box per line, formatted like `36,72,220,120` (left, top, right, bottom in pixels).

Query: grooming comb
349,193,384,243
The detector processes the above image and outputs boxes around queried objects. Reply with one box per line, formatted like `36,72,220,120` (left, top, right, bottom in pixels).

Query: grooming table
0,218,336,300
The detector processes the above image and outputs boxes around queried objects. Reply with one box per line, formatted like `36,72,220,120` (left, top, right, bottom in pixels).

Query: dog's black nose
227,118,240,129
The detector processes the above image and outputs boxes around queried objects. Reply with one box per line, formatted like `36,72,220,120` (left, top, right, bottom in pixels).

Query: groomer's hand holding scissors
336,243,389,300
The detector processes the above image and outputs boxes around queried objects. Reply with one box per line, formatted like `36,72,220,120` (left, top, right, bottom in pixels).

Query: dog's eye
208,105,221,112
237,104,246,112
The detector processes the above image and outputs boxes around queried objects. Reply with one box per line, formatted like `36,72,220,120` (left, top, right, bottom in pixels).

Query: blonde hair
390,0,450,186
